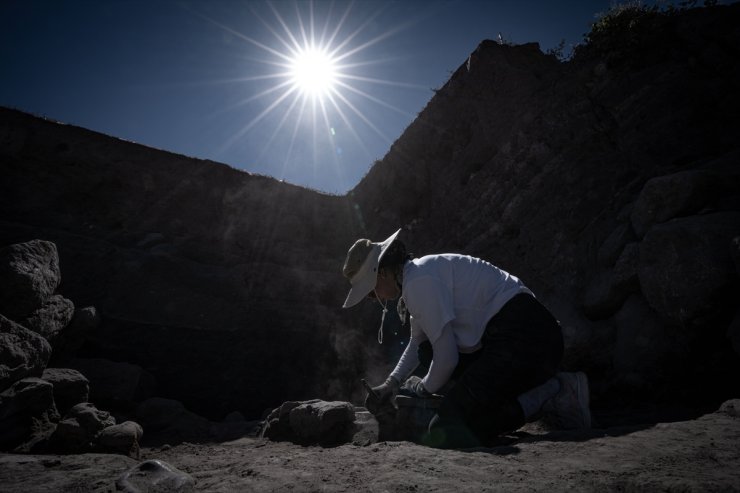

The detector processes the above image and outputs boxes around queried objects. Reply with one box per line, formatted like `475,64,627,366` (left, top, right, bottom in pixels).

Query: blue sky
2,0,654,193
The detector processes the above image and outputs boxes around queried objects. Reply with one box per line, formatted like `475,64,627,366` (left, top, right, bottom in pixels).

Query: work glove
364,376,400,412
400,375,433,398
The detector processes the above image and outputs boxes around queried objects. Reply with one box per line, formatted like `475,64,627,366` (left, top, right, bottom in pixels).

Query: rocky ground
2,400,739,492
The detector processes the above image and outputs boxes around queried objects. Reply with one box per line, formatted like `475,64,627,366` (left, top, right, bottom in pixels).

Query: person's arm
420,322,458,393
389,318,427,382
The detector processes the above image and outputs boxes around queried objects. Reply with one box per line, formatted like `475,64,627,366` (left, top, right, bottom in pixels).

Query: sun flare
288,47,338,98
189,0,423,191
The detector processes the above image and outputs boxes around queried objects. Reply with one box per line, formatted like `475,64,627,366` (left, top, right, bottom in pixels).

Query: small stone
116,459,195,492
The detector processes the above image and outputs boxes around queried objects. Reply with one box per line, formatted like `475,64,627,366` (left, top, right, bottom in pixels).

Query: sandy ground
2,401,739,492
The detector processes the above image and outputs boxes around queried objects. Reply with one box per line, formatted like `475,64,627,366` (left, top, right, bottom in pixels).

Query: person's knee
432,384,525,447
423,413,479,449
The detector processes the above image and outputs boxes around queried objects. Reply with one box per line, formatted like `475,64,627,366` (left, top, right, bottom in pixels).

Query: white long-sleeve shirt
389,254,532,393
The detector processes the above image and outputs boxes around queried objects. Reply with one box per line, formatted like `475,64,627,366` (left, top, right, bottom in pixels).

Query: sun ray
329,86,392,144
324,90,375,160
323,1,353,51
337,73,428,90
207,78,295,119
183,5,294,63
334,80,416,119
263,2,304,56
255,89,303,166
326,7,386,60
221,84,300,152
277,94,311,181
294,2,311,51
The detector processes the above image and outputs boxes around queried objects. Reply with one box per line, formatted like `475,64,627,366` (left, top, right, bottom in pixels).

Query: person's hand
401,375,433,398
364,377,400,411
371,376,400,402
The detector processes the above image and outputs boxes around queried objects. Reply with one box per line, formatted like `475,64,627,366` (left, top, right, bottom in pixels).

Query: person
342,228,591,448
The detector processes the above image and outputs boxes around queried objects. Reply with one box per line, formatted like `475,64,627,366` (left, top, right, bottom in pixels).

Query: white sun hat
342,228,401,308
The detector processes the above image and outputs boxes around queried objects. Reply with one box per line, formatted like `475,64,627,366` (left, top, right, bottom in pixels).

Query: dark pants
422,293,563,448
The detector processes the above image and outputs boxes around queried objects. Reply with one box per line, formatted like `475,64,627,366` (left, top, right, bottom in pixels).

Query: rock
12,415,58,454
66,402,116,430
262,399,359,447
116,459,195,493
68,306,101,334
0,314,52,392
612,242,640,293
135,397,215,445
135,398,188,432
51,306,100,364
20,294,74,342
597,223,636,268
719,399,740,418
97,421,143,458
289,400,355,446
222,410,245,423
582,272,622,320
0,377,58,451
630,170,719,239
41,368,89,415
69,358,155,408
610,295,680,391
213,419,262,442
351,408,380,446
0,240,61,321
638,212,740,326
137,232,166,248
50,402,115,453
261,400,302,442
727,309,740,358
50,417,94,453
582,244,639,321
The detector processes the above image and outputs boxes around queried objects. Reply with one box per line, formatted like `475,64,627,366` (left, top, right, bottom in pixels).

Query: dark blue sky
1,0,676,193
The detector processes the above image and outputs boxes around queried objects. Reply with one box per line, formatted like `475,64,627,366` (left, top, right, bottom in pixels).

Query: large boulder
728,309,740,358
0,240,60,321
638,212,740,326
0,377,59,451
261,399,361,447
0,314,52,392
50,306,101,364
20,294,74,342
135,397,259,446
610,295,682,392
631,170,722,239
582,243,641,320
97,420,144,458
597,222,636,268
135,397,210,444
68,358,155,409
41,368,89,415
135,397,189,433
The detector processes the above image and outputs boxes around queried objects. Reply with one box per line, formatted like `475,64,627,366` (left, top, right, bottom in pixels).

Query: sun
288,46,338,99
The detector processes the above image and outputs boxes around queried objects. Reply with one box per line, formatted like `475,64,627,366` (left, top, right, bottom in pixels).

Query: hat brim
342,228,401,308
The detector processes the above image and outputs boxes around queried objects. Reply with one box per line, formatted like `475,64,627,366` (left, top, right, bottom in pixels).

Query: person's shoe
542,371,591,430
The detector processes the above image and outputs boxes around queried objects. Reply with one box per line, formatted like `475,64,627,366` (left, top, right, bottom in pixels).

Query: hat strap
376,292,388,344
